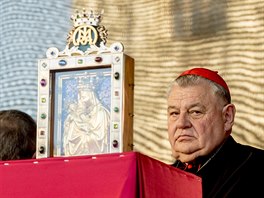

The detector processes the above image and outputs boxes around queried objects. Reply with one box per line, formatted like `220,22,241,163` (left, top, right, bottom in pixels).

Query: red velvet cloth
0,152,202,198
137,152,202,198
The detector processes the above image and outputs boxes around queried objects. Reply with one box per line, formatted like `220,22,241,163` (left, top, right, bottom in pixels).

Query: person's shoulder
248,145,264,155
237,141,264,152
227,136,263,159
237,142,264,161
229,136,262,152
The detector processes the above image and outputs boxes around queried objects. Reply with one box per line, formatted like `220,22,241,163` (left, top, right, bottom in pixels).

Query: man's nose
176,113,191,129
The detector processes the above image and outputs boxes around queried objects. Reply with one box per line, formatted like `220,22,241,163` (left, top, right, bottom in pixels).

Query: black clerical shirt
172,136,264,198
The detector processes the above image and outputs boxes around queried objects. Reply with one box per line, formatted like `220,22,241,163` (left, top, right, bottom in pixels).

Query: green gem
114,124,118,129
41,113,46,119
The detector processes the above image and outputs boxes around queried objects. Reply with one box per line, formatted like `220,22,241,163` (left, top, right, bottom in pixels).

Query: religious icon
53,68,111,156
36,9,134,158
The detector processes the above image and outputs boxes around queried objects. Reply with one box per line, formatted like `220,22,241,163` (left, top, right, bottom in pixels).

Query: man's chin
173,149,202,162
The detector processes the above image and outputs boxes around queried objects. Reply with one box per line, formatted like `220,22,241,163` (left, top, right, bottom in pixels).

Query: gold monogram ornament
72,25,98,46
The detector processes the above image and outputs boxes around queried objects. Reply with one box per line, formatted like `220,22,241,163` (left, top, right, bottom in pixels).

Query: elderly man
167,68,264,197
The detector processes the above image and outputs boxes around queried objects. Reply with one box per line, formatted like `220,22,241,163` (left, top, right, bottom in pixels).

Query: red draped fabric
0,152,202,198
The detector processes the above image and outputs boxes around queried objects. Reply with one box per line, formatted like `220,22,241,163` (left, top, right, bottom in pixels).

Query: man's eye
190,110,203,117
169,111,179,116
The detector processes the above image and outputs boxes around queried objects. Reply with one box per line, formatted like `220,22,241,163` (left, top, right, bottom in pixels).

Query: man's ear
222,104,236,133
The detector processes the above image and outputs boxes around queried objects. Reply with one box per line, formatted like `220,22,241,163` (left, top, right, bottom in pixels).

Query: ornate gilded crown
71,9,103,27
46,8,124,58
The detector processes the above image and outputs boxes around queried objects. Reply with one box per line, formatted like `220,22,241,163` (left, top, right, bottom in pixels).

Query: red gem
95,57,102,62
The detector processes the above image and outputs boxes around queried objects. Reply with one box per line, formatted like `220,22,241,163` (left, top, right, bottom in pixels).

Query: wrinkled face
167,81,234,163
